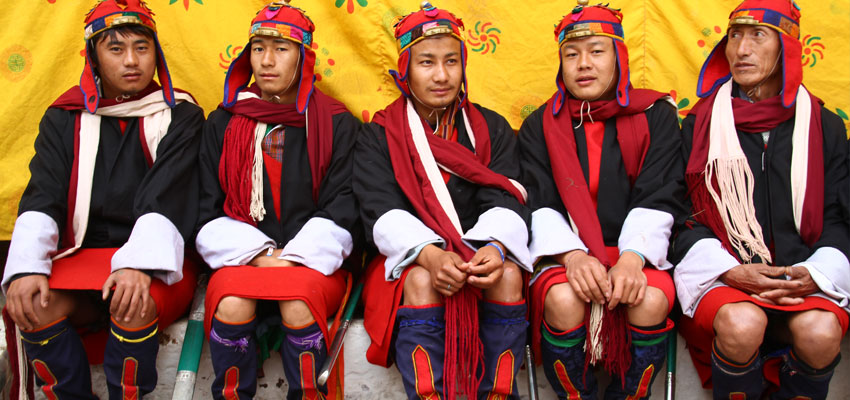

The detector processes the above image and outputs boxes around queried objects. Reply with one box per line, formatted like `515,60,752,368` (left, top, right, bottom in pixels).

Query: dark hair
87,25,156,67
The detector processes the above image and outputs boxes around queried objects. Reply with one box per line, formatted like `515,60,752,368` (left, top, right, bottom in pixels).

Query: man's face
725,25,781,91
94,30,156,99
560,36,618,102
250,36,301,103
407,35,463,113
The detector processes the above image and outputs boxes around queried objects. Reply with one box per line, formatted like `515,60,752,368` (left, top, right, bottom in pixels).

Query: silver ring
447,284,452,290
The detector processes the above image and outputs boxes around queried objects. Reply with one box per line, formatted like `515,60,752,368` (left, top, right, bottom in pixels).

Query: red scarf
541,89,667,379
218,85,349,226
685,91,824,259
373,96,525,399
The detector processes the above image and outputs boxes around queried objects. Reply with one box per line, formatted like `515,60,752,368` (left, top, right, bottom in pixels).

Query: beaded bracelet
484,242,505,262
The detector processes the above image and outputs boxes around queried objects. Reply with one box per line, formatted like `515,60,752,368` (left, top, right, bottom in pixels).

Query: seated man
194,2,360,399
672,0,850,398
353,2,532,399
518,1,683,398
1,0,202,398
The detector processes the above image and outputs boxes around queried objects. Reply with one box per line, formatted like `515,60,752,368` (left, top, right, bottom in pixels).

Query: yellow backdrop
1,0,848,240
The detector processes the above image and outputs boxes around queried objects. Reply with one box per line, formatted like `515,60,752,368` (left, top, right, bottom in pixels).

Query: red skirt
204,265,351,398
678,286,849,388
528,262,675,363
362,255,407,367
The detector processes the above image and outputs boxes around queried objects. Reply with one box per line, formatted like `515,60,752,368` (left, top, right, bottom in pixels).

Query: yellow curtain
1,0,847,239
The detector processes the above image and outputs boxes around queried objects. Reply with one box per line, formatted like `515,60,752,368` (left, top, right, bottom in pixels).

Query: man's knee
279,299,315,327
28,289,76,329
483,262,523,303
713,302,767,357
215,296,257,323
789,310,843,368
627,286,669,327
403,266,440,306
543,282,585,331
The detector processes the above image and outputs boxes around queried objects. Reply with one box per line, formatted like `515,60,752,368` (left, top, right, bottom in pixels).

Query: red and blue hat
552,0,630,114
697,0,803,108
390,2,469,107
82,0,174,113
223,1,316,113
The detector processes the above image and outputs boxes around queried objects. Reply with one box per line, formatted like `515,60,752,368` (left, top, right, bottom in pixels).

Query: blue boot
710,341,765,400
770,349,838,400
604,320,673,399
209,316,257,400
279,321,328,400
540,321,597,400
20,317,98,399
104,318,159,399
394,305,445,400
478,300,528,400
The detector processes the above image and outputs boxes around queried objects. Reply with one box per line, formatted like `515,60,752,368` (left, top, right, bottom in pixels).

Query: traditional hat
390,1,469,107
697,0,803,108
82,0,174,113
552,0,630,114
223,1,316,113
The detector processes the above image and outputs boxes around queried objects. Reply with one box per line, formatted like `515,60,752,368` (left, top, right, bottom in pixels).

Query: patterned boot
710,340,765,400
209,316,258,400
394,305,445,400
540,321,597,400
478,300,528,400
20,317,98,399
104,317,159,399
280,321,328,400
604,320,673,399
770,349,839,400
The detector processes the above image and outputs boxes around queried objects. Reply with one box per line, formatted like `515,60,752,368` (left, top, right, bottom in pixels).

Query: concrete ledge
5,318,850,399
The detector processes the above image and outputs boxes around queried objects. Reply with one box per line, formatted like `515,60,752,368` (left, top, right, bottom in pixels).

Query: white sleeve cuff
279,217,353,276
794,246,850,310
462,207,532,272
618,207,675,270
196,216,275,270
528,208,587,263
673,238,740,317
112,213,184,285
2,211,59,292
374,209,443,281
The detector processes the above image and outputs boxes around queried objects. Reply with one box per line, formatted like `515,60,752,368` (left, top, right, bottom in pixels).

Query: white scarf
706,80,812,263
54,90,196,260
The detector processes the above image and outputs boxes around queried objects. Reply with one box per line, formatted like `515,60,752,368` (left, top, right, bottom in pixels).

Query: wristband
621,249,645,267
484,242,505,262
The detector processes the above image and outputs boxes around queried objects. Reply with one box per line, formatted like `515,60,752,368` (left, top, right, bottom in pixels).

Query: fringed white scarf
55,90,196,260
706,80,812,264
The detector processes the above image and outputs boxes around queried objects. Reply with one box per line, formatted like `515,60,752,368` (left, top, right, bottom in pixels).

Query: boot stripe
32,360,59,400
122,357,139,400
553,360,581,399
298,351,324,400
729,393,746,400
110,327,158,343
625,364,654,400
486,350,515,400
223,366,240,400
412,345,441,400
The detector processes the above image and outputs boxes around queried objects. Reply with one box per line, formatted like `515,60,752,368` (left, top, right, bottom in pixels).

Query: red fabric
685,91,825,260
583,121,605,209
529,264,675,364
541,91,665,267
263,154,283,220
372,97,525,398
678,286,848,388
362,255,404,368
218,86,349,225
204,266,349,399
50,82,165,111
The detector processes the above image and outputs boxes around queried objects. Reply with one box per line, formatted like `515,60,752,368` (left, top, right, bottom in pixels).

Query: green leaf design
836,108,848,121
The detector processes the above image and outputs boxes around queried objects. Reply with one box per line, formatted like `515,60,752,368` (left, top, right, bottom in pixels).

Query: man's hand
607,251,647,309
415,244,467,297
102,268,153,323
559,250,610,304
7,275,50,330
754,266,818,306
464,242,506,289
719,263,802,296
249,248,300,268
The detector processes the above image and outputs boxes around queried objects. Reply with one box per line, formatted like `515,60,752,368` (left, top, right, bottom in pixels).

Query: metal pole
664,328,676,400
317,281,364,386
525,344,539,400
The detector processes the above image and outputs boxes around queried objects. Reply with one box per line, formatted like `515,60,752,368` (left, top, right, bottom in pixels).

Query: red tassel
219,116,260,226
443,287,483,400
582,306,632,386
